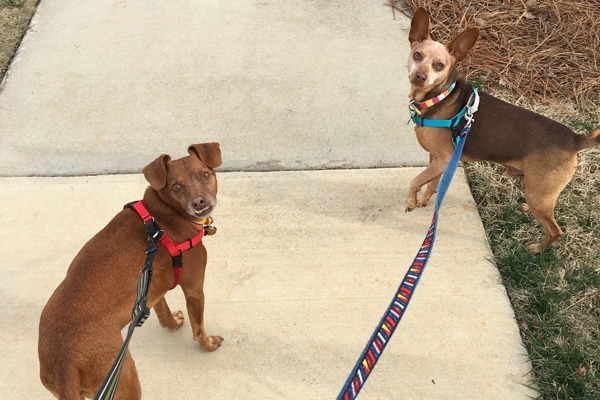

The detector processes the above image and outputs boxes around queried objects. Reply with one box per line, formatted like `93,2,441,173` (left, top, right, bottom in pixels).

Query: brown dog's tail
590,126,600,140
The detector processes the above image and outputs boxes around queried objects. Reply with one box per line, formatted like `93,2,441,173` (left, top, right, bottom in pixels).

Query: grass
0,0,39,82
2,2,600,399
465,144,600,398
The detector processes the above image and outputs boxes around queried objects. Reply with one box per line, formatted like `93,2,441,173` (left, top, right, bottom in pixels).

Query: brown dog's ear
142,154,171,190
408,7,431,45
188,142,222,169
447,27,479,63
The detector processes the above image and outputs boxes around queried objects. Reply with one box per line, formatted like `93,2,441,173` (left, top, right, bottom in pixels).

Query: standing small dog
39,143,224,399
406,7,600,253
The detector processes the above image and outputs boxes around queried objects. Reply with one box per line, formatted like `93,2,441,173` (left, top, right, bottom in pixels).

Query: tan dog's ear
188,142,222,169
408,7,431,45
142,154,171,190
447,28,479,62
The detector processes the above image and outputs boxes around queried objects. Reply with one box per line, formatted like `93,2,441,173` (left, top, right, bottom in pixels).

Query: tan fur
38,143,224,399
406,8,600,253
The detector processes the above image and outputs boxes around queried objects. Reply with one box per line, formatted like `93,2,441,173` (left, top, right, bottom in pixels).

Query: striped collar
409,82,456,114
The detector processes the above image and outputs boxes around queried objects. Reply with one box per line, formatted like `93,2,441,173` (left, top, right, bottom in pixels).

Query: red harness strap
126,200,205,289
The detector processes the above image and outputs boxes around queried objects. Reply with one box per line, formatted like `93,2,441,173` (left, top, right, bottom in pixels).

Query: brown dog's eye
434,63,444,71
172,183,182,192
413,52,422,60
203,171,210,179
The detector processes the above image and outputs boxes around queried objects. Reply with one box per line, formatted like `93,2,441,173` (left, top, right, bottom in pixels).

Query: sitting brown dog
39,143,224,399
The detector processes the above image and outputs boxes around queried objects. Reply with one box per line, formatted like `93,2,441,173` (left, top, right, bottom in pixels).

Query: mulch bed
393,0,600,121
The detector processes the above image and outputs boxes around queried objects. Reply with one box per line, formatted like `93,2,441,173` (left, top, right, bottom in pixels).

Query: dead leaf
575,365,587,378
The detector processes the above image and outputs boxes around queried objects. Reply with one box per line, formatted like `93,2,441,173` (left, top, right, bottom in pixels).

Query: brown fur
38,143,224,399
406,7,600,253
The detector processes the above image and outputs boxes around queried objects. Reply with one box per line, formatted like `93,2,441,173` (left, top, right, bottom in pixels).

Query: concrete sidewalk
0,169,536,399
0,0,536,398
0,0,424,176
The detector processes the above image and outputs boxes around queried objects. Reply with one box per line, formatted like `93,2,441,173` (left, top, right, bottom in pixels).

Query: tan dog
39,143,224,399
406,7,600,253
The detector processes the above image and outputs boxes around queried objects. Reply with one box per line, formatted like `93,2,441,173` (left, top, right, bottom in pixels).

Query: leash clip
463,88,480,130
408,99,422,116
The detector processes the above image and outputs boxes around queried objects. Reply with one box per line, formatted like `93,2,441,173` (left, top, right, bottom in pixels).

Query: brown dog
38,143,224,399
406,7,600,253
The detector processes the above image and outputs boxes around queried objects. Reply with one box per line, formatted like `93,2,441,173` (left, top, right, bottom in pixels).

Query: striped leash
337,88,479,400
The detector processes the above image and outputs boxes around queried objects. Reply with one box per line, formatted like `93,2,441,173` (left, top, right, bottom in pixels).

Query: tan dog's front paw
196,335,224,352
158,311,185,331
416,196,430,208
527,242,542,254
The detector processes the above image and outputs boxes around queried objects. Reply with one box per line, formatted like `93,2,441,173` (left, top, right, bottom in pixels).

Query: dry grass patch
394,0,600,122
0,0,39,81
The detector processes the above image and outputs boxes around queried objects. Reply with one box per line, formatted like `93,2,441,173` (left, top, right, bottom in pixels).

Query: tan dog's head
143,142,222,222
407,7,479,101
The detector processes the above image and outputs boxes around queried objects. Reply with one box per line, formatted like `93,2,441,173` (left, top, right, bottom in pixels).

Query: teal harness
409,83,479,146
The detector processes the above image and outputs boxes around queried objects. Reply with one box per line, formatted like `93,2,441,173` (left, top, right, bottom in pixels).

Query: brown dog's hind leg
111,353,142,400
523,156,577,253
154,296,185,330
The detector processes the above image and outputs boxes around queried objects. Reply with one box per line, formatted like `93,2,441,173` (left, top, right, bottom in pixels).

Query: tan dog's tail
583,126,600,149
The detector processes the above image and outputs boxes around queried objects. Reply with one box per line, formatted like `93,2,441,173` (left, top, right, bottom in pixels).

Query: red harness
125,200,209,289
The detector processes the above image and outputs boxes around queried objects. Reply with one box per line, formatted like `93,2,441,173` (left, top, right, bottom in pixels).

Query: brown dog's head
407,7,479,101
142,142,222,221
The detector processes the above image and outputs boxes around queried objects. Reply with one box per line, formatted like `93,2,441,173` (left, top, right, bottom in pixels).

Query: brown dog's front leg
406,157,448,211
183,290,224,351
154,296,185,330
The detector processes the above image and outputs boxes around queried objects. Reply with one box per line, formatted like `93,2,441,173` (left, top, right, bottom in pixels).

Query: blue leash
337,89,478,400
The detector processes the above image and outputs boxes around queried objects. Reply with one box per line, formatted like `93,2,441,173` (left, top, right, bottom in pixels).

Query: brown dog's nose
192,196,206,210
415,72,427,83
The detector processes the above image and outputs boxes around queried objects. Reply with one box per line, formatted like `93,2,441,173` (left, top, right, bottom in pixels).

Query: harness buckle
143,219,163,242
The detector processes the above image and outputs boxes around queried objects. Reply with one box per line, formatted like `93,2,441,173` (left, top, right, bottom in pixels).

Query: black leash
94,241,156,400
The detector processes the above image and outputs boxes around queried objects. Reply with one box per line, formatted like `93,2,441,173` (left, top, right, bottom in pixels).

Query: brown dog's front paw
159,311,185,331
197,335,224,352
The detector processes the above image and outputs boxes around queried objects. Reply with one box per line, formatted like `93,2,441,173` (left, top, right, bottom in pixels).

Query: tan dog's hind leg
154,297,185,330
523,155,577,253
406,156,448,211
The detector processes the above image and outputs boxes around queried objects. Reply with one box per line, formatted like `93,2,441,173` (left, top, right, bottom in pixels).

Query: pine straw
395,0,600,122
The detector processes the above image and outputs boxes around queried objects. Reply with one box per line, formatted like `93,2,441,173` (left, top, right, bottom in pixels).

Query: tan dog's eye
413,52,422,60
434,62,444,71
172,183,182,192
203,171,210,179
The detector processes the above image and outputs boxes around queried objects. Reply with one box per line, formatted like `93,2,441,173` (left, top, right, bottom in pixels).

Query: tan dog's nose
192,196,206,210
415,71,427,83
